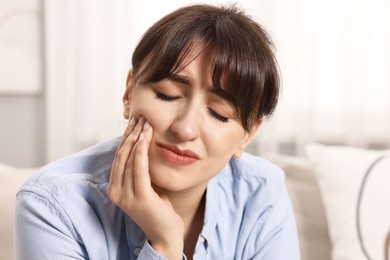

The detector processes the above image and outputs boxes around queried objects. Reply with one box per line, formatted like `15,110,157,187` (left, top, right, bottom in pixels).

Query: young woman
15,4,300,260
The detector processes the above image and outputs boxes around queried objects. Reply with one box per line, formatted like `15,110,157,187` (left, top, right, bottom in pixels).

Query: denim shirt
15,137,300,259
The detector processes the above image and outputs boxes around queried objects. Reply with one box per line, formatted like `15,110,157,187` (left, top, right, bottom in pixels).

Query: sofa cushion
0,162,36,260
306,143,390,260
265,153,331,260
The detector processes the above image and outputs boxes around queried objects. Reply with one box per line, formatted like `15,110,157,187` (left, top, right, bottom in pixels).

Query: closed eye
208,108,229,123
156,92,180,101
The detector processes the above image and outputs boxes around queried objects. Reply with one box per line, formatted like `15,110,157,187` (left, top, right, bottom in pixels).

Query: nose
170,104,200,141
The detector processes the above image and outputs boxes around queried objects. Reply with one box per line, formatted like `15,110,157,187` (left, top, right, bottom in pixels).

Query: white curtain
255,0,390,155
43,0,390,162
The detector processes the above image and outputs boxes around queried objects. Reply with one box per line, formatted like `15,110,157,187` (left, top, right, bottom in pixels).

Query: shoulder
15,138,125,257
24,137,119,187
208,153,297,257
214,152,291,227
217,152,286,198
230,152,285,180
18,137,120,205
213,151,290,216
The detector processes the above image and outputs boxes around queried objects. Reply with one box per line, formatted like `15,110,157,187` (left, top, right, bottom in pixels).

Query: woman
15,4,300,260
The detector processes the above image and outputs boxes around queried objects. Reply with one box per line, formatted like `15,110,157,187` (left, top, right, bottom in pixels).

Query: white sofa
0,163,38,260
4,145,388,260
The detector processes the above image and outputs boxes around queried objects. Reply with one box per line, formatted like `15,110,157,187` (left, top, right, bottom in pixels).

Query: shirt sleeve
250,187,301,260
14,190,87,260
138,241,188,260
137,241,166,260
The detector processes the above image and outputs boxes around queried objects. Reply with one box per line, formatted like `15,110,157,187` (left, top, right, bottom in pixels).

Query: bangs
211,17,279,131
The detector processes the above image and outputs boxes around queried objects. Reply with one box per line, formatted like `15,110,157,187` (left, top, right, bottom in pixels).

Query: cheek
128,98,172,132
128,88,153,119
204,126,245,156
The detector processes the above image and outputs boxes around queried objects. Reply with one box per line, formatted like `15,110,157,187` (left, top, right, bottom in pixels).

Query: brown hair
131,4,280,131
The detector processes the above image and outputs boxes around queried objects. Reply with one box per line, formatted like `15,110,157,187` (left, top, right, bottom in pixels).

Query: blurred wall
2,0,390,166
0,0,44,167
0,95,45,167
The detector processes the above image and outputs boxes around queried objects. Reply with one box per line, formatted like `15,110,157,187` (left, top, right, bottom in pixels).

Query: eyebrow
168,74,191,86
168,73,234,103
211,87,234,104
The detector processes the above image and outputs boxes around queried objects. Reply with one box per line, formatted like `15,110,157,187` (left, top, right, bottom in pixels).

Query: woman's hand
106,117,184,259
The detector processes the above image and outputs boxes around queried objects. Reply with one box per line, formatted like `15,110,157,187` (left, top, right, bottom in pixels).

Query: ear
123,70,133,120
233,120,262,158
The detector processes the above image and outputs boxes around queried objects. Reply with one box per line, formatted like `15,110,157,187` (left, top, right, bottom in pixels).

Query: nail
128,117,137,127
143,121,150,130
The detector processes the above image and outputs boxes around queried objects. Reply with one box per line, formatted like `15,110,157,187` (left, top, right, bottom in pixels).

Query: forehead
175,44,235,104
174,41,230,89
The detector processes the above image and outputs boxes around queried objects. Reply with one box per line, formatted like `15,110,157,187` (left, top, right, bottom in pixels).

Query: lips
156,143,200,165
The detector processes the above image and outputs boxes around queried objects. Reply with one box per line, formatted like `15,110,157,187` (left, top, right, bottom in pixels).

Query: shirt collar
201,174,220,240
199,163,231,249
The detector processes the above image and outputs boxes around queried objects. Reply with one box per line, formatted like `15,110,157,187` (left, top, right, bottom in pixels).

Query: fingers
107,116,149,197
117,117,138,150
107,115,155,208
131,120,153,197
108,117,138,190
116,117,145,186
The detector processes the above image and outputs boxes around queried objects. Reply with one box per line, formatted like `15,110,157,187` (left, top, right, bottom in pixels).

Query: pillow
265,153,331,260
305,143,390,260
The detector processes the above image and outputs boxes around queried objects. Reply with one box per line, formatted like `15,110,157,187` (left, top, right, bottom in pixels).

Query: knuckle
107,187,136,209
125,125,133,133
106,184,111,193
115,150,126,160
131,124,143,136
107,189,122,205
128,131,140,142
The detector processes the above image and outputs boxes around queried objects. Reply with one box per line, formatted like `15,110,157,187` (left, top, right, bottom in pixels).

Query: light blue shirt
15,137,300,259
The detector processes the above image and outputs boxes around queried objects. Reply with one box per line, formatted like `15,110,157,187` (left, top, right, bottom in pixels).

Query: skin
106,45,260,259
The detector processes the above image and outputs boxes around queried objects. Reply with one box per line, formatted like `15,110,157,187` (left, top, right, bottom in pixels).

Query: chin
149,166,185,192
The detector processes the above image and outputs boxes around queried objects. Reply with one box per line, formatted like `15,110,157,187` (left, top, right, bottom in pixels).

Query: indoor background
1,0,389,167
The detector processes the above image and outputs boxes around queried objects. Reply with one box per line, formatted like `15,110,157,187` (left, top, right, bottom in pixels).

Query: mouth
156,143,200,165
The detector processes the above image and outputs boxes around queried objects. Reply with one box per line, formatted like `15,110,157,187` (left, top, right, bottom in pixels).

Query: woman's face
123,45,258,193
